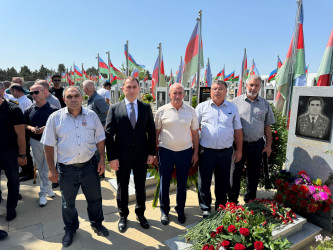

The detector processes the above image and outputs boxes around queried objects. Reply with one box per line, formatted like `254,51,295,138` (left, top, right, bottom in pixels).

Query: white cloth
97,88,111,102
4,92,17,101
124,98,138,121
17,95,32,112
41,107,105,165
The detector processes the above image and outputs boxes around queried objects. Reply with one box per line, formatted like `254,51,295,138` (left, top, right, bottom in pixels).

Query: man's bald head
170,83,184,93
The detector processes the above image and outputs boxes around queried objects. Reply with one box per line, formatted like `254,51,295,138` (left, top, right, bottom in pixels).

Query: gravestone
285,86,333,231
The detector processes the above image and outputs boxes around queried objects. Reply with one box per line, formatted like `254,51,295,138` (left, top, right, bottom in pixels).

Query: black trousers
229,139,265,203
116,163,147,218
0,150,19,211
198,147,233,211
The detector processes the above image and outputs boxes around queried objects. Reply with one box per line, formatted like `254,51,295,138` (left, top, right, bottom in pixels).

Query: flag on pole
82,68,88,80
168,70,173,87
131,68,139,78
224,71,235,81
294,1,306,87
182,21,204,85
124,44,145,69
151,56,159,99
248,59,260,76
231,75,239,82
205,59,212,87
316,28,333,86
109,61,127,79
74,65,82,77
237,49,247,96
191,73,196,88
99,57,109,75
176,59,183,83
268,56,283,82
214,66,225,81
160,56,166,87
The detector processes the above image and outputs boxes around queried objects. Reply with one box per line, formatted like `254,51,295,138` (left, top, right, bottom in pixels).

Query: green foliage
57,64,66,74
311,234,333,250
143,94,153,102
86,67,98,76
192,96,197,108
119,94,125,101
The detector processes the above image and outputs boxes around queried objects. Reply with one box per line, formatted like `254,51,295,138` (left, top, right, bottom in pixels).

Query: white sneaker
47,190,55,198
39,196,47,207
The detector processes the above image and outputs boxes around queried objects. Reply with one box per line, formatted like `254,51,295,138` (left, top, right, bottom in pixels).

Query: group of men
0,74,275,247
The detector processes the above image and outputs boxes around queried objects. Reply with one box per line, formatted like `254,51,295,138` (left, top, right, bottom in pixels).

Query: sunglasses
53,79,61,82
29,90,41,95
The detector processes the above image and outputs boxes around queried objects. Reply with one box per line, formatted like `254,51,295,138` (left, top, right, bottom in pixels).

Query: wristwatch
19,154,27,158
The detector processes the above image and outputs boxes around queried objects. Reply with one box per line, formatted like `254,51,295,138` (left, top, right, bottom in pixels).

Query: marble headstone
286,86,333,231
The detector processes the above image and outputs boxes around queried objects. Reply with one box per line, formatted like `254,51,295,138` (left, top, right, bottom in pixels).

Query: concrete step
288,222,322,250
272,214,307,240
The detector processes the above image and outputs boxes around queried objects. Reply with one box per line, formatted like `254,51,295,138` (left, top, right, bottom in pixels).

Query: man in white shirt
9,84,32,112
97,81,111,105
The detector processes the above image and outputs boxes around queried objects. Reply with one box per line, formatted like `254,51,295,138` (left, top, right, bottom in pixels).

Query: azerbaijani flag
224,71,235,81
237,49,247,96
82,68,88,80
294,0,306,87
160,56,166,87
182,21,204,86
99,57,109,75
151,56,159,99
275,37,294,113
205,59,212,87
248,59,260,76
316,28,333,86
231,75,239,82
131,68,139,78
124,43,145,69
109,61,126,79
191,73,196,88
176,59,183,84
74,65,82,77
214,66,225,81
268,56,283,82
168,69,173,87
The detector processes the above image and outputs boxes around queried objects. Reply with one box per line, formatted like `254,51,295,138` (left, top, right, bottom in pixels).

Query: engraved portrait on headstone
184,90,190,102
157,91,166,109
295,96,333,141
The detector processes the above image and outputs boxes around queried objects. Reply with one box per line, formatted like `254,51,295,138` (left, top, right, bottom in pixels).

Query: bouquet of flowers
274,170,332,214
183,200,293,250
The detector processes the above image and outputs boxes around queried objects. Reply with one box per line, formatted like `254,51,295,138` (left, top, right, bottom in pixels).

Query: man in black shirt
0,82,27,222
49,74,66,108
25,84,58,207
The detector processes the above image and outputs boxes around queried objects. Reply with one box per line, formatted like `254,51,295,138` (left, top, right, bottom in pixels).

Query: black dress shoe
136,215,149,229
6,209,16,221
161,214,169,225
19,174,34,182
91,223,109,237
118,217,127,233
52,183,59,188
202,210,211,219
62,230,76,247
178,213,186,224
0,230,8,240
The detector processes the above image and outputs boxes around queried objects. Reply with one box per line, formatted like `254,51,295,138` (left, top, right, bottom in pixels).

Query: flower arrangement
148,164,198,208
182,200,293,250
274,170,332,214
311,234,333,250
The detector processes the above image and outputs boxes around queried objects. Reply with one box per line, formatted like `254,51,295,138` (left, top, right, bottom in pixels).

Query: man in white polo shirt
154,83,199,225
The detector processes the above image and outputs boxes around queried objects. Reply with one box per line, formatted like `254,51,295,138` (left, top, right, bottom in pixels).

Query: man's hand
153,155,159,166
97,160,105,175
18,156,27,166
109,159,119,171
233,149,242,163
262,145,272,157
146,155,154,165
49,168,59,183
191,153,199,166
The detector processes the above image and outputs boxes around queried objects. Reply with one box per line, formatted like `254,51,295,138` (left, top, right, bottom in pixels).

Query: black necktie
311,117,315,129
129,103,136,129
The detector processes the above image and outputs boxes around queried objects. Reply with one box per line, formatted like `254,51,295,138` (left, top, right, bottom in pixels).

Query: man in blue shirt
196,80,243,218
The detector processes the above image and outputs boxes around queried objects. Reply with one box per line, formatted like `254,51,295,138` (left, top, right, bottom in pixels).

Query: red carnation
202,244,209,250
239,227,250,236
298,170,308,176
291,185,298,192
208,245,214,250
227,225,237,233
210,231,217,238
274,130,278,134
221,240,230,248
299,185,309,193
275,137,279,140
275,179,283,186
323,206,331,212
234,243,246,250
216,226,224,234
254,241,264,250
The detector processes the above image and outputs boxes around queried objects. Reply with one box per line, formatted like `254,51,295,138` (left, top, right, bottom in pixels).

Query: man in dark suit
105,76,156,233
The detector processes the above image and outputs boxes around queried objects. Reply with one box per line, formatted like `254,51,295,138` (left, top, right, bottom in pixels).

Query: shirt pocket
253,107,265,121
85,129,95,144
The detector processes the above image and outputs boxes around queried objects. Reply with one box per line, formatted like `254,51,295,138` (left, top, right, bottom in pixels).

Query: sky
0,0,332,77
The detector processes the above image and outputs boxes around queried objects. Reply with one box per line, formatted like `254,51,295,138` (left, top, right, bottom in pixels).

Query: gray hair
62,85,83,98
212,80,227,89
170,83,184,92
35,80,50,90
82,80,95,91
247,75,262,83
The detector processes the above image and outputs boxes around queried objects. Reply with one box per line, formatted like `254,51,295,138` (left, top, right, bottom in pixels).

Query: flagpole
196,10,202,103
96,53,100,87
329,51,333,86
157,43,162,87
106,51,111,82
126,40,129,76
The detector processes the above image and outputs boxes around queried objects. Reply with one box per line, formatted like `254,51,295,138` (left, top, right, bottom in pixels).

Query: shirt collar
125,97,137,106
65,106,87,115
244,93,259,102
209,99,227,108
169,102,185,110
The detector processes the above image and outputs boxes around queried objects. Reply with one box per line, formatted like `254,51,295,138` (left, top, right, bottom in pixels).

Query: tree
57,64,66,74
19,65,33,81
37,64,50,79
86,67,98,76
7,67,18,80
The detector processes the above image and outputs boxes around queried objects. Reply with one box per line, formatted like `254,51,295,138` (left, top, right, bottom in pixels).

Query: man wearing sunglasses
24,84,58,207
50,74,66,108
35,80,61,109
41,86,108,247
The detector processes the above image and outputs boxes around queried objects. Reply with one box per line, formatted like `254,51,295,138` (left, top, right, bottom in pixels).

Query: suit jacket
297,114,330,139
105,99,156,166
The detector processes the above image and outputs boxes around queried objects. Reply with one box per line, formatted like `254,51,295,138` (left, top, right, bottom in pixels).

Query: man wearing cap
97,81,112,105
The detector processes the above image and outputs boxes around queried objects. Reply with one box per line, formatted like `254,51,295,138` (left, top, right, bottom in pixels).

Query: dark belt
243,138,264,145
60,156,95,167
202,146,232,152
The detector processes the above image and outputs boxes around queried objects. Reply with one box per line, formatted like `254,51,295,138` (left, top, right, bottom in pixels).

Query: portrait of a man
184,90,190,102
157,91,166,109
265,89,275,101
295,96,332,141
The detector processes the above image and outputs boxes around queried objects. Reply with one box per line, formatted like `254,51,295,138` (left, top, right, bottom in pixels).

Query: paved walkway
0,170,323,249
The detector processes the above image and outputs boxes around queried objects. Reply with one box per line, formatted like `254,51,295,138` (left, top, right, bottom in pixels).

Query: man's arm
14,124,27,166
147,105,157,158
44,145,58,183
105,105,119,170
233,129,243,163
96,140,105,175
262,125,272,157
191,129,199,166
153,129,161,165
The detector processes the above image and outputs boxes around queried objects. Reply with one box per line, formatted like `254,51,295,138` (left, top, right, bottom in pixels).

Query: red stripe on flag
297,24,304,49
